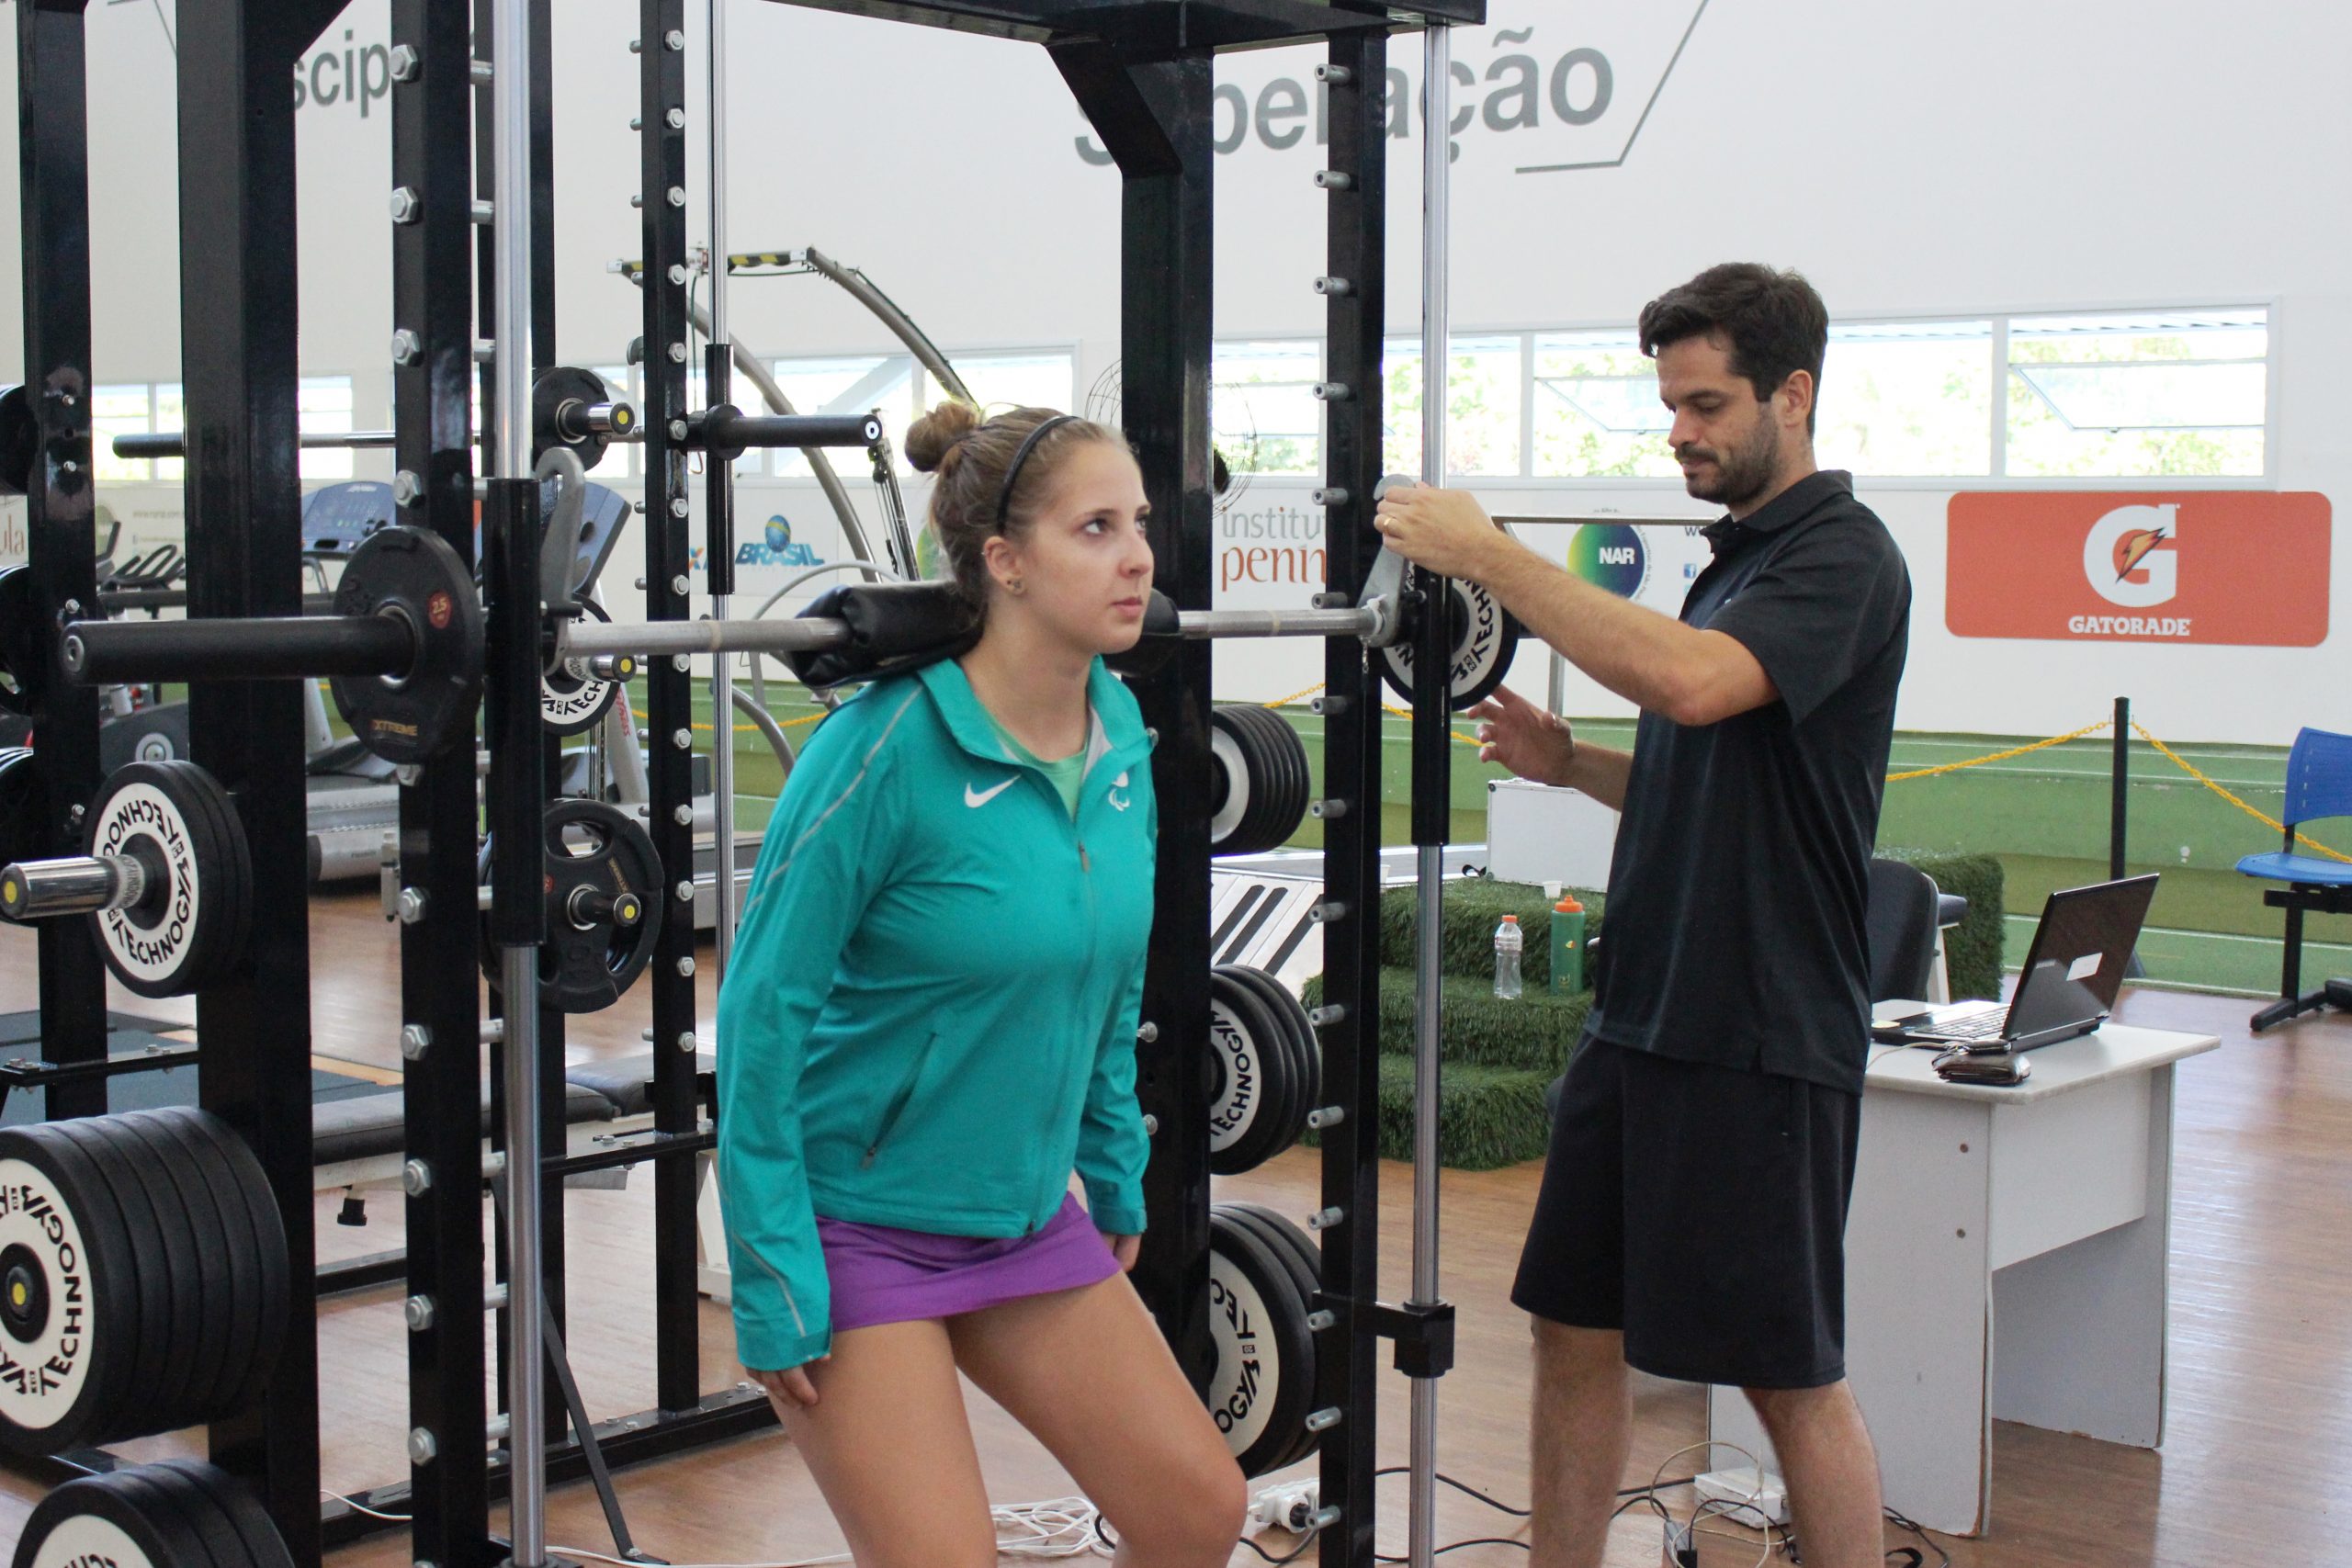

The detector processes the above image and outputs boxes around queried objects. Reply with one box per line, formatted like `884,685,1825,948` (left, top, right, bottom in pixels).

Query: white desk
1706,1013,2220,1536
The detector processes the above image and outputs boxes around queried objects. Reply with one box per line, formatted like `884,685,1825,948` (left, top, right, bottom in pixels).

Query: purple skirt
816,1193,1121,1333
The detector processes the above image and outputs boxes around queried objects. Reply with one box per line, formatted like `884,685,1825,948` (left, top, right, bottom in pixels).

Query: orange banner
1946,491,2330,646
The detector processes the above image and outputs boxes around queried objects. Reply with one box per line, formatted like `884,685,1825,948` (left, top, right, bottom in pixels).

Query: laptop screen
2004,874,2161,1043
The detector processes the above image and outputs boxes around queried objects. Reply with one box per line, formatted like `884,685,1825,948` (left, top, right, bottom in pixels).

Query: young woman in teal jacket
717,401,1246,1566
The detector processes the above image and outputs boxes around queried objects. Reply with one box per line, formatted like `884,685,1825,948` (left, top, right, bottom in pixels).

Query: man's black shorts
1510,1035,1862,1390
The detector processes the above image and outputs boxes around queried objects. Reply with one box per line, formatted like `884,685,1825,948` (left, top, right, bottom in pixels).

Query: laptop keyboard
1932,1010,2012,1043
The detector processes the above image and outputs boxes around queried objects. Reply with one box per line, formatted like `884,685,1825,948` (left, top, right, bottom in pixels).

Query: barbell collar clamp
0,853,148,922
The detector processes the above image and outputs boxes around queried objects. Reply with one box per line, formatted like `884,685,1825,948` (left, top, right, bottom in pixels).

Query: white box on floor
1484,777,1619,891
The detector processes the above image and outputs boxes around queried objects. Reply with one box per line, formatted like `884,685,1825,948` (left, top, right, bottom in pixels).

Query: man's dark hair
1637,264,1828,434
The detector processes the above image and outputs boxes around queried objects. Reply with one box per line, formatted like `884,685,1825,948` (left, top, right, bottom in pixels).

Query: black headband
992,413,1080,529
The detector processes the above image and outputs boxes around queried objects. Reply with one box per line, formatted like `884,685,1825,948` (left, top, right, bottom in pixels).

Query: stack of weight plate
1205,964,1322,1176
1205,1201,1325,1477
0,1109,290,1458
8,1460,296,1568
1208,705,1310,857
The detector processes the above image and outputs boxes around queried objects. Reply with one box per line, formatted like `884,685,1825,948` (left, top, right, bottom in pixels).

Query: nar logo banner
1945,491,2331,647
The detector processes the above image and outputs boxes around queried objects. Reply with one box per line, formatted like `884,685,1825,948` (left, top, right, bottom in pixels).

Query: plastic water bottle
1494,915,1524,1000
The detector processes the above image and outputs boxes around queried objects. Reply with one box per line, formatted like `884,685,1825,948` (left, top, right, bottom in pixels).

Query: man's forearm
1477,539,1739,725
1561,740,1633,812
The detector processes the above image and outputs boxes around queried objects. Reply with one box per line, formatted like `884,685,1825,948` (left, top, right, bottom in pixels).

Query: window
1532,331,1679,479
93,386,157,484
926,350,1077,424
299,378,356,480
768,355,913,477
1817,321,1994,478
1383,335,1522,478
1212,340,1323,476
2004,310,2267,478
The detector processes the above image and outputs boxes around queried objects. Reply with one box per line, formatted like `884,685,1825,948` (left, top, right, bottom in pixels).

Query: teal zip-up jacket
715,655,1159,1372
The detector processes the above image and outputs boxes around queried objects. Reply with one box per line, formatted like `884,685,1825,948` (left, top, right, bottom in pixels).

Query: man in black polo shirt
1374,263,1909,1568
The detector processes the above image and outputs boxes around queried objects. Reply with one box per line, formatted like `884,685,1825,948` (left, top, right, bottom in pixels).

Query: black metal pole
390,0,493,1554
1050,39,1217,1386
15,0,109,1122
641,0,706,1415
1315,29,1386,1567
2110,695,2129,883
62,613,415,682
175,0,346,1558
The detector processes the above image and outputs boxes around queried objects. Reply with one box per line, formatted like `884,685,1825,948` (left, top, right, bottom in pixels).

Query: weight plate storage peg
0,761,251,998
1204,1207,1317,1478
9,1461,296,1568
325,525,485,764
481,798,666,1013
1376,575,1521,712
542,600,628,736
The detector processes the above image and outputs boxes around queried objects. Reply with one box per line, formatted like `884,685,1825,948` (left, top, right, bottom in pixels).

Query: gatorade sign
1946,491,2330,646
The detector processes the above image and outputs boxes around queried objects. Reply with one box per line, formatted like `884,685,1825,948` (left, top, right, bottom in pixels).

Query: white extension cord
1694,1465,1790,1526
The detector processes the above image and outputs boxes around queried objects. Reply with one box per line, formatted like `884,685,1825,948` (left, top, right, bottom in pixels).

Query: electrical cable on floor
320,1490,413,1524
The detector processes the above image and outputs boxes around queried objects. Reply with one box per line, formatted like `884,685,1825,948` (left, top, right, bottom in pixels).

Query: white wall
5,0,2346,744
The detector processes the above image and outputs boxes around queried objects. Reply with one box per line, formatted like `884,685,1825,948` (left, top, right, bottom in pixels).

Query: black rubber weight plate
1222,965,1311,1158
1224,706,1308,852
44,1115,187,1437
1205,1209,1315,1479
153,1461,296,1568
1220,1202,1325,1470
1207,970,1290,1176
0,1124,139,1457
105,1466,237,1568
1204,970,1273,1174
169,1111,288,1414
9,1470,209,1568
110,1113,229,1431
178,763,250,994
82,761,231,998
137,1112,256,1425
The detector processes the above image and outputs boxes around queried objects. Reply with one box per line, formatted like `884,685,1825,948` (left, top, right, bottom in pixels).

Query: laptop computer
1873,874,2160,1052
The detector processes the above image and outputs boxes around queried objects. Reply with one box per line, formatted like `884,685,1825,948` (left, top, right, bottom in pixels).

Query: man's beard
1677,414,1781,511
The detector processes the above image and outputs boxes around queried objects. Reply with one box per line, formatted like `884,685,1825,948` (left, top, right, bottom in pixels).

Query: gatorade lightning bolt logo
2082,503,2179,609
2112,525,2169,583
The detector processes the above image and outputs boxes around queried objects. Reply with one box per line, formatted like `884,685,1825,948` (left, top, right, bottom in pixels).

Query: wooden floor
4,886,2349,1565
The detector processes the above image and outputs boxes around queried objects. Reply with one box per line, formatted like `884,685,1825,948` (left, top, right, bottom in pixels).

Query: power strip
1250,1478,1320,1534
1694,1465,1790,1526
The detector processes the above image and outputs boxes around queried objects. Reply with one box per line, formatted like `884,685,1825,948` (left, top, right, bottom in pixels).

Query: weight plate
0,567,39,716
542,599,625,736
153,1461,297,1568
167,1111,288,1416
140,1109,259,1429
9,1467,223,1568
0,1125,140,1457
1206,721,1250,848
1205,970,1288,1176
107,1114,228,1432
326,525,484,765
82,761,242,998
1221,965,1316,1160
0,749,48,866
1376,577,1521,713
168,759,247,1000
104,1466,241,1568
1227,964,1320,1129
0,385,34,498
1219,1203,1325,1471
1205,1209,1316,1479
41,1117,184,1437
481,799,666,1014
533,366,630,474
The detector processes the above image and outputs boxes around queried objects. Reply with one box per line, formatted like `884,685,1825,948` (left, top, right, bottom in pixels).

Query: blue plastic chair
2237,727,2352,1032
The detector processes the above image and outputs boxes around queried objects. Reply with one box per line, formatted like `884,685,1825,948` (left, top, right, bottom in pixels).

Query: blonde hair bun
904,400,983,474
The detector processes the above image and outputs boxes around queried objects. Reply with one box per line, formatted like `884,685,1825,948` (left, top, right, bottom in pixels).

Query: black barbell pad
153,1461,298,1568
0,1123,141,1457
40,1116,181,1443
109,1114,231,1431
137,1109,262,1429
1205,1208,1317,1479
170,1111,289,1414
